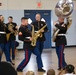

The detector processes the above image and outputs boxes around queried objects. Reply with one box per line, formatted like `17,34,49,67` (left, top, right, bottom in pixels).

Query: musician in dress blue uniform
32,13,48,55
6,16,17,61
0,15,12,63
54,16,72,70
17,17,45,72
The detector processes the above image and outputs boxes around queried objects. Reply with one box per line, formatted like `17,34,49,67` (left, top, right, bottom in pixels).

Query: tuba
52,0,74,42
55,0,74,18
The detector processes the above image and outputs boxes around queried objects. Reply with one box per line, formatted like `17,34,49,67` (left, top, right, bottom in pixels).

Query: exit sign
37,2,41,7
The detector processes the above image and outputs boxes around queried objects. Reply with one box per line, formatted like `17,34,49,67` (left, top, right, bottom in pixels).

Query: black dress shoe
17,68,23,72
57,67,61,70
38,68,46,72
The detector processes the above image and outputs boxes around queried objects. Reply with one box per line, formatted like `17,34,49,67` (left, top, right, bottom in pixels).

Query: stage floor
2,47,76,75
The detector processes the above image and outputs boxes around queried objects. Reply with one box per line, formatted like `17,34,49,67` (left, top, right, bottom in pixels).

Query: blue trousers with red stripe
17,47,43,70
0,43,11,62
56,45,67,68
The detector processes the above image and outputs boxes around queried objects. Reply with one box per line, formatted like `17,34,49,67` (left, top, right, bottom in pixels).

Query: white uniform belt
25,37,30,39
57,34,65,36
0,31,6,34
35,31,38,33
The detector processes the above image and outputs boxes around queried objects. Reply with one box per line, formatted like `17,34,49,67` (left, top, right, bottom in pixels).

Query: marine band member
6,16,18,61
54,16,72,70
0,15,12,63
17,17,45,72
32,13,48,55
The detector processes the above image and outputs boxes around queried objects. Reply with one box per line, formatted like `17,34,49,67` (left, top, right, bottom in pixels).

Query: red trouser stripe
60,45,64,67
20,49,28,69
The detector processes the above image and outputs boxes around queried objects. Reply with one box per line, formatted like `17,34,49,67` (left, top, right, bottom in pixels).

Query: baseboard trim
17,45,76,50
51,45,76,48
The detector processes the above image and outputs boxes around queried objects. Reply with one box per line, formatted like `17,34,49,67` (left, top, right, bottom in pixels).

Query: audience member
58,64,75,75
63,64,75,75
47,69,55,75
26,71,35,75
0,61,17,75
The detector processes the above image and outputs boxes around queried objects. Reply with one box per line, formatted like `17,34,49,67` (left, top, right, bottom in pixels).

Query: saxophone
6,23,18,41
31,25,47,46
52,0,74,42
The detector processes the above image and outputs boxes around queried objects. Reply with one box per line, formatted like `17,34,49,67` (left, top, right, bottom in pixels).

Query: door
24,10,51,49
